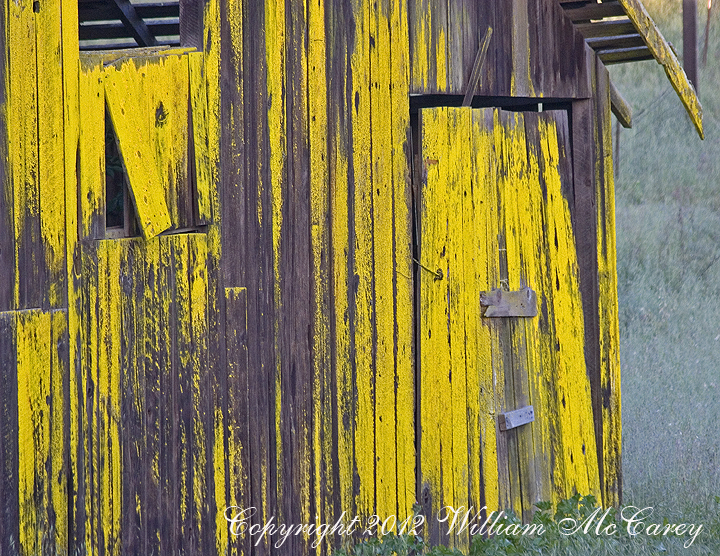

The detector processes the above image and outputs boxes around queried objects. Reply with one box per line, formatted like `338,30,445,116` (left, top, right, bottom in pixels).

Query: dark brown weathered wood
599,46,653,63
224,287,250,555
0,313,18,555
121,241,143,555
610,80,633,128
462,27,493,107
179,0,202,48
684,0,698,89
587,33,645,50
111,0,157,47
563,1,626,22
576,19,637,38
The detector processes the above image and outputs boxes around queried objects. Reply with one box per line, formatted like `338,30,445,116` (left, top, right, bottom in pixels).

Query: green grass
610,0,720,541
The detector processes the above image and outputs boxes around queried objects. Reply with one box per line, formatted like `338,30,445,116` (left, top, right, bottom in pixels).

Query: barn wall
219,1,416,552
0,0,622,554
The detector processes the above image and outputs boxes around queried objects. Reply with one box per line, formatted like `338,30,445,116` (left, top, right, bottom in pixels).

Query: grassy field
609,0,720,550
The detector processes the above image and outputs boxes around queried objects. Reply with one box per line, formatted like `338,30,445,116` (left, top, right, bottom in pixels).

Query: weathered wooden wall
0,0,622,554
408,0,592,98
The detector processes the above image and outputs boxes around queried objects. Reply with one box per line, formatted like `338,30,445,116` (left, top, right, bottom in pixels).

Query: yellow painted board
104,58,178,238
350,0,375,519
78,64,107,239
516,112,554,506
538,115,601,500
494,110,523,516
62,0,82,539
446,107,470,551
419,106,449,539
202,0,221,223
36,0,66,308
329,32,354,520
96,240,123,556
8,0,39,309
471,109,500,513
370,0,397,521
189,52,213,224
389,0,415,522
308,0,334,543
17,310,51,555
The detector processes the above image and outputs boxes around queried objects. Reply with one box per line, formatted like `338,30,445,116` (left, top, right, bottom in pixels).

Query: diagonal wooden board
618,0,703,138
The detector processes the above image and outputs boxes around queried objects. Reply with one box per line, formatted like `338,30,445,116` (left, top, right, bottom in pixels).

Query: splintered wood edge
618,0,703,139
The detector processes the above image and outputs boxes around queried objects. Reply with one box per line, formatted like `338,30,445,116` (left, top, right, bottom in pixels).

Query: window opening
105,107,139,238
79,0,201,51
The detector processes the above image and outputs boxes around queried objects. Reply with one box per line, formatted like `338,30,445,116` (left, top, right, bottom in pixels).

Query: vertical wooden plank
143,237,162,553
36,0,67,309
8,0,42,309
308,0,335,546
469,108,498,514
0,312,19,553
408,0,447,92
493,110,522,515
489,110,511,513
96,240,123,556
81,242,99,554
264,1,288,551
224,287,250,556
50,309,69,554
504,111,542,520
157,234,178,554
349,0,376,521
595,65,622,508
121,239,144,555
418,106,448,545
78,61,107,240
16,310,52,555
326,0,354,526
510,0,533,96
63,0,82,548
538,113,601,500
172,234,193,550
189,53,213,224
189,233,210,550
0,0,15,311
370,0,397,522
446,107,470,551
389,0,415,522
219,0,244,289
285,0,313,550
519,111,556,507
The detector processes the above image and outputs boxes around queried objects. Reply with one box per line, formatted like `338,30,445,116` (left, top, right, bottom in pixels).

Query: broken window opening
79,0,202,51
105,107,139,238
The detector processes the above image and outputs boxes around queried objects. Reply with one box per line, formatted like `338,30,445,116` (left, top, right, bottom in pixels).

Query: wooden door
417,106,601,548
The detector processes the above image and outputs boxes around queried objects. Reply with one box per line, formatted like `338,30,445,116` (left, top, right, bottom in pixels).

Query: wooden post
684,0,698,91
